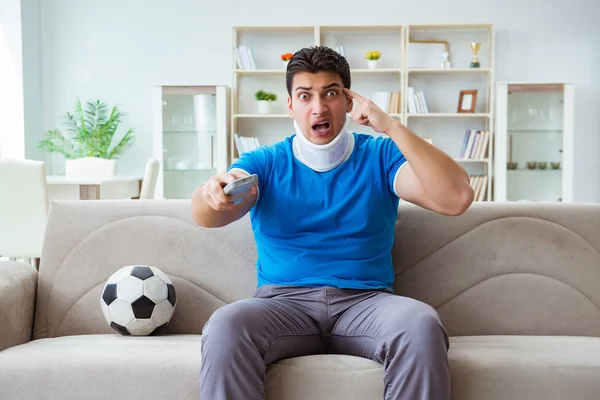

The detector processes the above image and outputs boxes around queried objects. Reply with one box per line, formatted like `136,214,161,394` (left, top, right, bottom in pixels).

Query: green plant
37,99,135,159
254,90,277,102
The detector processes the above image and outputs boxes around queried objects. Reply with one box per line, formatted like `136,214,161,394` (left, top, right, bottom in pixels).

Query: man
192,45,474,400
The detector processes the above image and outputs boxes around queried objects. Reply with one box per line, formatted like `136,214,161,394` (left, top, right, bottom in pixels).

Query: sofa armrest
0,261,38,351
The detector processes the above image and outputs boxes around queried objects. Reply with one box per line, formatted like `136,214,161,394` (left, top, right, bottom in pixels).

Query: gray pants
200,285,450,400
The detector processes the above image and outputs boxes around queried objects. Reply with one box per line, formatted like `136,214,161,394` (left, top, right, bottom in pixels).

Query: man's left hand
344,88,398,134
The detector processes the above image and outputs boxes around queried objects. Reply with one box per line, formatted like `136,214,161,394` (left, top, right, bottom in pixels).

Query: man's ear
345,91,353,113
287,96,294,119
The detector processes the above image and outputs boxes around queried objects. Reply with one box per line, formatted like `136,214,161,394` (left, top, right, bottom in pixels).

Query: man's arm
344,87,473,216
388,122,473,216
191,170,258,228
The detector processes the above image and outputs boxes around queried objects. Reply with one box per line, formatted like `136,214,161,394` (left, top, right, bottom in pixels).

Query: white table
46,176,144,200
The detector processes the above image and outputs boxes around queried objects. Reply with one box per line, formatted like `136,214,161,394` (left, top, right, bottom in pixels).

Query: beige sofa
1,200,600,400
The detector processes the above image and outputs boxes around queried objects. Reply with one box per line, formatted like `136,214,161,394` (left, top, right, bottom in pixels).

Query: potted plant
37,99,134,179
365,50,381,70
281,52,293,69
254,90,277,114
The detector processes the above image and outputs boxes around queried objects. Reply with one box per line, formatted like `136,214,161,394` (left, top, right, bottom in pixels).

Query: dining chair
138,158,159,199
0,159,49,268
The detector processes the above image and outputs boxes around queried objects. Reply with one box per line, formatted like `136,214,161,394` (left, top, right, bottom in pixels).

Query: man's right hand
202,172,257,212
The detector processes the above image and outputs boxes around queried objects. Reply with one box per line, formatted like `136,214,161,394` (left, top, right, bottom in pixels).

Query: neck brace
292,116,354,172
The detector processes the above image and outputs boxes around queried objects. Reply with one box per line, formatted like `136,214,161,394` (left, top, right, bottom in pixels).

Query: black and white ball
100,265,177,336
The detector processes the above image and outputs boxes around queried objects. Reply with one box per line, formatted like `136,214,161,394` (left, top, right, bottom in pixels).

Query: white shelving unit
231,25,405,163
153,85,229,199
494,82,574,202
404,24,495,202
232,24,495,200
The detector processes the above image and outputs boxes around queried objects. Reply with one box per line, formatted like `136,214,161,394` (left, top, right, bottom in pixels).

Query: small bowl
526,161,537,170
551,162,561,170
507,162,518,170
537,162,547,170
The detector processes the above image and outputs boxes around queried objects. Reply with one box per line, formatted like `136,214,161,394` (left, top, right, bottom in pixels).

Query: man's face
287,71,353,145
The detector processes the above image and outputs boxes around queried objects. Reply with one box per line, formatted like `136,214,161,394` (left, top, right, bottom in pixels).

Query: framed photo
408,41,449,69
457,90,478,113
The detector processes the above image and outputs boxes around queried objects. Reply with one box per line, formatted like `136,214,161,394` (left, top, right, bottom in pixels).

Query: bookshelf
232,24,495,201
404,24,494,202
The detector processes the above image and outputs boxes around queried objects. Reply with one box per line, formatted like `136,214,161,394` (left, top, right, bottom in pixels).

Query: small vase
257,100,270,115
367,60,378,70
283,60,290,70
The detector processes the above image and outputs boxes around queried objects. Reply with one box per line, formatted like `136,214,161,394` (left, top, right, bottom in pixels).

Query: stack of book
469,174,488,202
370,92,402,114
406,87,429,114
233,133,261,155
234,46,257,70
459,130,490,159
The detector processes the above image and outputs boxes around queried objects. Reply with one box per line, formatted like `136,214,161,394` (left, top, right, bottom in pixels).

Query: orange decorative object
281,53,293,61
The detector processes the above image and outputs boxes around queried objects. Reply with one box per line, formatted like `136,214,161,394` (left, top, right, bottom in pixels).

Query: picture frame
457,90,478,113
408,40,450,69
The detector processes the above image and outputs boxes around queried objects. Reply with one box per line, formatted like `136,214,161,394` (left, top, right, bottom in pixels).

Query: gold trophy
469,42,482,68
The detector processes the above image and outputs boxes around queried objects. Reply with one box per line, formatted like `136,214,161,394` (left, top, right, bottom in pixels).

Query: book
234,46,256,70
233,133,261,155
406,87,429,114
370,92,402,114
468,174,488,201
460,130,489,159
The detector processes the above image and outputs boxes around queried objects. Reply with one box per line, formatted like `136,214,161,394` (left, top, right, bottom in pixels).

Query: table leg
132,179,143,199
80,184,101,200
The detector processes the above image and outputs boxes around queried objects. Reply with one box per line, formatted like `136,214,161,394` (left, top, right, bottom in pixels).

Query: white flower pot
367,60,378,70
65,157,116,180
257,100,271,115
283,60,290,69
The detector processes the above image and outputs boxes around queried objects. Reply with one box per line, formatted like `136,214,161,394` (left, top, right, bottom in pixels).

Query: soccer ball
100,265,177,336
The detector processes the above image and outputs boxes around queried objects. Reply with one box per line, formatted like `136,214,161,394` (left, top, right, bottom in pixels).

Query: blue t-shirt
228,132,407,290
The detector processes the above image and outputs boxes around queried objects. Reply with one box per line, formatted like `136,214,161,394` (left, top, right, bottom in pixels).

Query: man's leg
328,290,450,400
200,285,327,400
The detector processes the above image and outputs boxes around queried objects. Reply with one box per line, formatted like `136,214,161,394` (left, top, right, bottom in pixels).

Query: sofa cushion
0,334,384,400
393,202,600,337
2,334,600,400
33,201,600,340
0,261,37,351
0,334,203,400
449,335,600,400
266,353,385,399
33,200,259,340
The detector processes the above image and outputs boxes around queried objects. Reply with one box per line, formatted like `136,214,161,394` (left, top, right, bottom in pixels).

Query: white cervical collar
292,116,354,172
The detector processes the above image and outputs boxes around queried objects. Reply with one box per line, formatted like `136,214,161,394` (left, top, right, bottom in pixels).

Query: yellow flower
365,51,381,60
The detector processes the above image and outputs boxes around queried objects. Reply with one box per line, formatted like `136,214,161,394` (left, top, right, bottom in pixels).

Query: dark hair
285,46,351,96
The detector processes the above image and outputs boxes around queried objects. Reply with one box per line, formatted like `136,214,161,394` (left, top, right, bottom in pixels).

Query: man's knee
387,297,448,350
202,299,265,348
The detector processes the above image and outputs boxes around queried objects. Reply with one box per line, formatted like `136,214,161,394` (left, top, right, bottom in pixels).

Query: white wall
21,0,44,161
0,0,43,161
0,0,25,159
38,0,600,201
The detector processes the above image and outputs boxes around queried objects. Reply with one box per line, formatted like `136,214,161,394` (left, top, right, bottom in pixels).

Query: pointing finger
343,87,366,102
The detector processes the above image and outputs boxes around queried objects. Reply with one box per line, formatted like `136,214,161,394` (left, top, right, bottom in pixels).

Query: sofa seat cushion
450,335,600,400
1,334,600,400
0,334,385,400
0,334,203,400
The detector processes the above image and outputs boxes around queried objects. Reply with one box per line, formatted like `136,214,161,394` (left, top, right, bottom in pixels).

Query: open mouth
311,120,332,136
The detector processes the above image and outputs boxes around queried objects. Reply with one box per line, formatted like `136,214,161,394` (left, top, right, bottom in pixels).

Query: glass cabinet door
506,85,564,201
160,87,218,199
